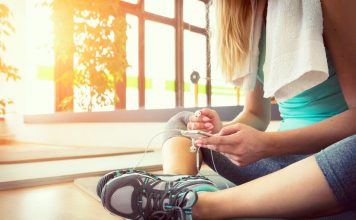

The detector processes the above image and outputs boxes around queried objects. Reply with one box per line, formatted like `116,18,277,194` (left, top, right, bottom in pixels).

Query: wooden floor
0,142,163,219
0,149,162,190
0,182,124,220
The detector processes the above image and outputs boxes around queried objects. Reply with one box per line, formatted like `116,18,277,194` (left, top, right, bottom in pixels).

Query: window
145,20,176,109
25,0,243,118
26,0,55,114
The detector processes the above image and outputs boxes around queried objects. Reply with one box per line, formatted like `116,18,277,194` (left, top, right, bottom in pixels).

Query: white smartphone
180,130,213,139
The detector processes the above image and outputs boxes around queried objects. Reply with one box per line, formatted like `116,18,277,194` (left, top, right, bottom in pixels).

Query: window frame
117,0,211,109
24,0,282,123
54,0,210,111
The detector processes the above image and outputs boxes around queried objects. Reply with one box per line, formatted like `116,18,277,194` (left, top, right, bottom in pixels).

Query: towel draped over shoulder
232,0,329,102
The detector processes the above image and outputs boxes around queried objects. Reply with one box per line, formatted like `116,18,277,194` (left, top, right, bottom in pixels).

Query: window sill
24,105,281,124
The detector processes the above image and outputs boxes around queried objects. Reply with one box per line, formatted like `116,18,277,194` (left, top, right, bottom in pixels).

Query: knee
315,135,356,210
165,111,193,131
166,111,194,129
315,135,356,181
341,135,356,153
317,135,356,177
326,135,356,154
342,134,356,144
162,111,194,143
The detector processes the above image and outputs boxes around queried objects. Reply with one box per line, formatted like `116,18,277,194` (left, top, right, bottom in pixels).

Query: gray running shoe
97,169,153,198
100,172,218,220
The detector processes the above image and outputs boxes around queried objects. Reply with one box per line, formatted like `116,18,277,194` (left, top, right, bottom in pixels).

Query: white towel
232,0,329,102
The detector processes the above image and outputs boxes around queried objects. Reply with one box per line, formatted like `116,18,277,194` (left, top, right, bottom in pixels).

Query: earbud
190,138,197,152
190,145,197,152
194,111,201,118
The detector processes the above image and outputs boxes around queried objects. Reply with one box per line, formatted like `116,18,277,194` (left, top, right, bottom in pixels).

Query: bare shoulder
322,0,356,58
321,0,356,107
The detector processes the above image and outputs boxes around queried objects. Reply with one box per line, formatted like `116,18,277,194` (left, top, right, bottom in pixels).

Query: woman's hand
187,108,223,134
195,123,272,166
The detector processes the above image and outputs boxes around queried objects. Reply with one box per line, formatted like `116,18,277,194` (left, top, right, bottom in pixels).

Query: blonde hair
214,0,253,81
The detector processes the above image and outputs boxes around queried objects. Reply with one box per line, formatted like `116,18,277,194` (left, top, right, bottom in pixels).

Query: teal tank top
256,25,348,131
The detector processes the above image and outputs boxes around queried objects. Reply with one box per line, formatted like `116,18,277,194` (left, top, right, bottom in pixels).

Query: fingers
219,124,243,136
195,137,239,155
188,110,214,131
203,143,232,153
195,134,236,146
200,108,218,119
194,129,243,154
221,152,246,167
187,121,214,130
190,110,212,122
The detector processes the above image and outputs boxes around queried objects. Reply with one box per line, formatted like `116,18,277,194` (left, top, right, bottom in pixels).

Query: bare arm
225,80,271,131
267,0,356,156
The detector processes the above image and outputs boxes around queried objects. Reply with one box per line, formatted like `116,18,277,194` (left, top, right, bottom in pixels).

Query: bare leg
162,137,200,175
193,156,343,219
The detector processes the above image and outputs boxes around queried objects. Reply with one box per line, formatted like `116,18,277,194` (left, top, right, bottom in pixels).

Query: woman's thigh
315,135,356,211
201,148,309,185
202,134,356,213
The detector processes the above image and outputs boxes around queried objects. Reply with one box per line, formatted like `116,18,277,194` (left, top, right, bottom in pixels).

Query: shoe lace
138,178,194,220
151,189,194,220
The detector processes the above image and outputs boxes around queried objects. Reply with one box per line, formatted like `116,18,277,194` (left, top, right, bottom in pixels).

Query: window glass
23,0,226,116
145,21,175,109
144,0,175,18
73,9,119,112
211,78,241,107
121,0,138,4
183,0,206,28
183,30,207,107
126,14,139,110
25,0,55,114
